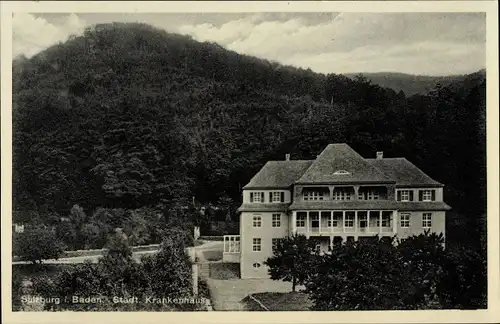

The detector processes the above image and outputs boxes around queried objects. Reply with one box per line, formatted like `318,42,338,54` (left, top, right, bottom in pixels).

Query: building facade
223,143,451,279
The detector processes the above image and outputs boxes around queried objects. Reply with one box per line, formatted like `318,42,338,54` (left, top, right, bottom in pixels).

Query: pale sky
12,12,486,76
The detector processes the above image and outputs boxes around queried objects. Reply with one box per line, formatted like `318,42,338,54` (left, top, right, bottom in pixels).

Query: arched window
333,170,350,175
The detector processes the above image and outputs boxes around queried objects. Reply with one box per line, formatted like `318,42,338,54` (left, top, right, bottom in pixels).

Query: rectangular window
344,213,354,228
377,213,391,227
270,191,284,203
333,189,351,200
358,212,368,228
332,211,342,227
310,212,319,230
272,214,281,227
422,190,433,202
252,238,262,252
296,213,306,227
272,238,279,250
252,215,262,227
322,211,333,227
400,190,410,202
367,191,379,200
382,214,390,227
303,191,323,201
400,213,410,228
251,192,264,203
423,213,432,228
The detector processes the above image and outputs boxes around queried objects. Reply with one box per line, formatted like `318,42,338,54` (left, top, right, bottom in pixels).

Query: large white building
223,143,451,279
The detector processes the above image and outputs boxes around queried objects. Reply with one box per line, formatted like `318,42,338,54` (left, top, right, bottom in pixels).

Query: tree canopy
13,22,486,252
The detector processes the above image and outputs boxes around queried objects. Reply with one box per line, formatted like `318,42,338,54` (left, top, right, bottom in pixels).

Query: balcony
293,210,396,236
299,185,391,202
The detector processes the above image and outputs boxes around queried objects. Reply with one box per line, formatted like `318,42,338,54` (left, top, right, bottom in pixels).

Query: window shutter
261,192,265,202
419,190,423,201
397,191,402,201
280,192,285,202
269,192,272,202
431,190,436,201
409,191,414,201
250,192,254,203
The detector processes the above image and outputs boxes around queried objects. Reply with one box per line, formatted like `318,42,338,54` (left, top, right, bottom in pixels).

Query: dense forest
345,70,486,96
12,22,486,252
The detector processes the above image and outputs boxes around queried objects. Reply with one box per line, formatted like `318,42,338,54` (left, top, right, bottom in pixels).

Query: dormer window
250,192,265,203
419,189,435,202
270,191,285,203
333,170,350,175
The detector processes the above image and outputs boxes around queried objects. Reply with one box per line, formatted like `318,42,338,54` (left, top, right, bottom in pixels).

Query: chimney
285,154,290,161
376,151,384,160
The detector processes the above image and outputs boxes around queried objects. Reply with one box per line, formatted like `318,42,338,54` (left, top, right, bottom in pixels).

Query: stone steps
199,263,210,278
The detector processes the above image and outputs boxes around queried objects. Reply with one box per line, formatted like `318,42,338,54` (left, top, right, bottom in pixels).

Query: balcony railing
293,210,397,235
300,185,390,202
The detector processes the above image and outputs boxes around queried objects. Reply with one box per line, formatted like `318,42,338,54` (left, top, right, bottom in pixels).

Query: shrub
12,225,65,264
122,210,151,246
305,236,407,310
161,227,194,248
12,271,24,311
396,232,447,309
438,245,487,309
54,221,77,247
31,233,150,310
304,232,473,310
141,235,193,299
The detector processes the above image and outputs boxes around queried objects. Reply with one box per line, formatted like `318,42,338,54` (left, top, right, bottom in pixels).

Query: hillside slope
345,70,486,96
13,23,485,249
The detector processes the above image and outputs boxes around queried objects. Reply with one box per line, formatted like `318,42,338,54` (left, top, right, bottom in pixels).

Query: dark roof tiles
296,144,393,184
243,160,313,189
242,144,442,188
366,158,442,186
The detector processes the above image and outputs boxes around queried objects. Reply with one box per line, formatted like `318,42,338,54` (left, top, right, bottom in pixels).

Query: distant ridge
345,69,486,96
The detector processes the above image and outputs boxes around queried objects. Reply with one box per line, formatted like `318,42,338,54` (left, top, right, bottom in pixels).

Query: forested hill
13,22,486,247
345,70,486,96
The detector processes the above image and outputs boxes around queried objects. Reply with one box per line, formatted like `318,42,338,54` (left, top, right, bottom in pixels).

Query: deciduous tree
264,234,317,292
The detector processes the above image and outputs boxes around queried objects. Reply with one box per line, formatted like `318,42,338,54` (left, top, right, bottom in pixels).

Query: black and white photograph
2,1,499,322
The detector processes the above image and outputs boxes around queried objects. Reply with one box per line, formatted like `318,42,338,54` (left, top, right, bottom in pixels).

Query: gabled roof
366,158,442,187
243,160,314,189
296,144,393,184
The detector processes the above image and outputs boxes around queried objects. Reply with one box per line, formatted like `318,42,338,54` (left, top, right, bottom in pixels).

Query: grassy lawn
248,292,313,311
209,262,240,279
203,250,223,261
